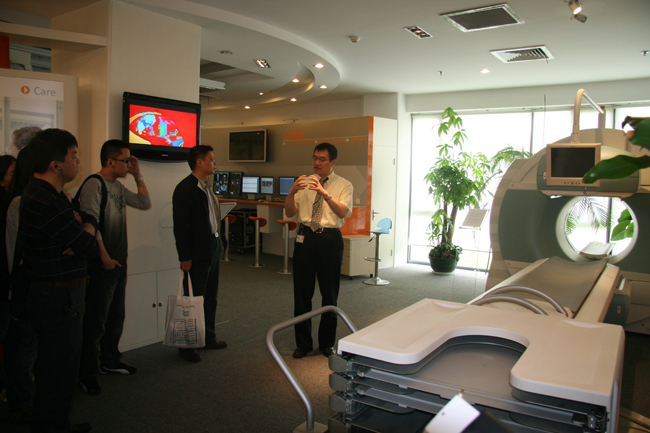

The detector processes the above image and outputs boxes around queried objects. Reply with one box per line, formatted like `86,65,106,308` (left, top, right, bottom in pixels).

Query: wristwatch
136,176,144,182
324,194,333,201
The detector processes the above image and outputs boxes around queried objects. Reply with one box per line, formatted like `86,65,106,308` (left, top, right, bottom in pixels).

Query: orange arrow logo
21,86,30,94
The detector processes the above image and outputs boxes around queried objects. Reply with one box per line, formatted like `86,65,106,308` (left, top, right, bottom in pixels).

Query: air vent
441,3,524,32
491,46,554,63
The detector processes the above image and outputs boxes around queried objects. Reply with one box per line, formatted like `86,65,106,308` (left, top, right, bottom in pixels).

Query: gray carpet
1,253,648,432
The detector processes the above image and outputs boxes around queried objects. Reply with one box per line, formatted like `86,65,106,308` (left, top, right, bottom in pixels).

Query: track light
567,0,582,15
573,13,587,23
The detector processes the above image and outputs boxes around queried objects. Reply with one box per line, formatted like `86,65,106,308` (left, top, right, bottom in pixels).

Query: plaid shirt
19,178,99,281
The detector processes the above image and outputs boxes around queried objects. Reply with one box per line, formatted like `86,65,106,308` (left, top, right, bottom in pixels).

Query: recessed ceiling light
255,59,270,68
314,63,324,69
220,50,232,55
244,106,250,109
320,84,328,89
259,92,264,95
480,68,490,74
291,98,297,102
292,78,299,83
404,26,432,39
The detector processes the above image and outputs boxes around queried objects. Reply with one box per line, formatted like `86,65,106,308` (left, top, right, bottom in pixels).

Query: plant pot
429,256,459,274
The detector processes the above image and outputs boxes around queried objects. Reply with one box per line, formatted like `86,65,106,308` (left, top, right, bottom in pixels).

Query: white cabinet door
120,272,159,351
157,268,183,339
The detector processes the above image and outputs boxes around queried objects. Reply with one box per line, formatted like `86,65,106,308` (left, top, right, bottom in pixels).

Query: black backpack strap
74,174,108,235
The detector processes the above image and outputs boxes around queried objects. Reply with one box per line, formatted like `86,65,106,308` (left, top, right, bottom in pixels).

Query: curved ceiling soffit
127,0,341,107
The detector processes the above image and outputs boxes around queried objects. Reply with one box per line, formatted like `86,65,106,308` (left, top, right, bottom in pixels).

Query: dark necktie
310,177,329,231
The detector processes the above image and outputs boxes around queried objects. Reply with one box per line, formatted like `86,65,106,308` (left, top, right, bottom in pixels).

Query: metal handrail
266,306,358,432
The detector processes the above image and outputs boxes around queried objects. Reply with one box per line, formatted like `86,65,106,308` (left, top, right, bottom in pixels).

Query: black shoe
178,349,202,362
292,347,311,359
99,362,137,375
70,422,92,433
80,377,102,395
320,347,336,357
200,340,227,350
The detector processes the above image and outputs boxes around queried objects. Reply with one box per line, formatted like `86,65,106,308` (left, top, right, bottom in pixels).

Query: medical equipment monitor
229,130,267,162
213,171,229,195
260,176,274,195
546,142,601,187
279,176,295,196
228,172,244,196
242,176,260,194
122,92,200,161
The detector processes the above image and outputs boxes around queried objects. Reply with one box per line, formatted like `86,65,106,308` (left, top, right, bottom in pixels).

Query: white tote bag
163,273,206,349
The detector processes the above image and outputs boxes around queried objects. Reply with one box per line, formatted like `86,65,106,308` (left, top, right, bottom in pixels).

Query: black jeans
28,281,85,433
80,264,127,379
292,228,344,351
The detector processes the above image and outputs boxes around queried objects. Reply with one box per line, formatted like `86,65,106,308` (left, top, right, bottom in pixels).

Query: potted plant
425,108,491,273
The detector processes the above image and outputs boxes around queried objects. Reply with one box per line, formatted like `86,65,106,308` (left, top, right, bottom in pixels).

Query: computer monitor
242,176,260,194
213,171,230,195
279,176,295,196
228,172,244,196
260,176,274,195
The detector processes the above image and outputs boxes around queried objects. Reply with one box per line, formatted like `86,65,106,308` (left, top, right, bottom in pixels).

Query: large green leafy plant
425,108,490,260
583,117,650,183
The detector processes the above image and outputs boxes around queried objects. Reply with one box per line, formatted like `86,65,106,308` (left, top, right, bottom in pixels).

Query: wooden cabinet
341,235,375,277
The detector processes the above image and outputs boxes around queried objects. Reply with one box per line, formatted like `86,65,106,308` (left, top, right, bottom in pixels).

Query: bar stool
277,219,298,275
222,214,237,262
363,218,392,286
249,216,267,267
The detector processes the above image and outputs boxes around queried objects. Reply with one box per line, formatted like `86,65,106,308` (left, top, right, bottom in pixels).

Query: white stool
277,219,298,275
249,216,267,268
363,218,392,286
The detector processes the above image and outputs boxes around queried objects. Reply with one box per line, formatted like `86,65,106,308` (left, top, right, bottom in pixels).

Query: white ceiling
3,0,650,111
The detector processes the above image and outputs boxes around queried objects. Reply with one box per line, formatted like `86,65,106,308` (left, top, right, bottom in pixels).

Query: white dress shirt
292,171,353,228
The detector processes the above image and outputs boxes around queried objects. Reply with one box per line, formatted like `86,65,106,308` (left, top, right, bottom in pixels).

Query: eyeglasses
112,158,131,164
312,156,330,163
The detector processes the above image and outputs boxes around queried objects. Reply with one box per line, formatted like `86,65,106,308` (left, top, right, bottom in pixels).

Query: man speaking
284,142,353,359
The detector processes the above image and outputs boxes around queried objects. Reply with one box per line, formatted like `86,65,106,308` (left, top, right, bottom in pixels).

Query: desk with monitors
213,173,296,199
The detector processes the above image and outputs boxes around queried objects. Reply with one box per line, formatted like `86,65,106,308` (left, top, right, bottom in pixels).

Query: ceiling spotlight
480,68,490,74
292,78,299,83
244,106,250,109
320,84,328,89
314,63,324,69
404,26,432,39
567,0,582,15
290,98,297,102
349,36,360,43
259,92,264,95
573,13,587,23
255,59,270,68
220,50,232,55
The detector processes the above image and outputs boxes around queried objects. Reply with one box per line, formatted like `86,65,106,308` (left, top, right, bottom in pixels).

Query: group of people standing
0,128,353,432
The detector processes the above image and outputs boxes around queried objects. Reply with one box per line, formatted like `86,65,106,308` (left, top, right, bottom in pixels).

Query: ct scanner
323,95,650,432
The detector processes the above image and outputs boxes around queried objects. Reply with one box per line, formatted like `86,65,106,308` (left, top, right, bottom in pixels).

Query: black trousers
292,227,344,350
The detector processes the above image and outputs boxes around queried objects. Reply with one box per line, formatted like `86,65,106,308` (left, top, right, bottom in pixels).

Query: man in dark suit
172,145,227,362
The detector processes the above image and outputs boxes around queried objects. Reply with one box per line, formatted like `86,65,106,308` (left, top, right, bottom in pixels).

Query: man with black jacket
172,145,227,363
19,128,98,433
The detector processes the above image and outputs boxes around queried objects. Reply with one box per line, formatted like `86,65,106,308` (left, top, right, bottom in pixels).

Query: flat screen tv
545,142,601,187
228,172,244,197
122,92,201,161
229,130,267,163
279,176,295,196
260,176,274,195
213,171,230,195
242,176,260,194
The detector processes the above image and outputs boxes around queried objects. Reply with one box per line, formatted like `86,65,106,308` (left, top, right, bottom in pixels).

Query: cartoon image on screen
128,104,197,147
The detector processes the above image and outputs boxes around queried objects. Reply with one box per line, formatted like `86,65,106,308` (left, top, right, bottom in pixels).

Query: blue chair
363,218,392,286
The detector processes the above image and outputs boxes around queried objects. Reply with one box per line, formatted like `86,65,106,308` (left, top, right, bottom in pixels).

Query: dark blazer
172,173,219,266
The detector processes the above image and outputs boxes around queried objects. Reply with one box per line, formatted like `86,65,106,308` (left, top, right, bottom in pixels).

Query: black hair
30,129,78,174
314,142,337,161
188,145,214,171
100,139,130,167
0,155,16,190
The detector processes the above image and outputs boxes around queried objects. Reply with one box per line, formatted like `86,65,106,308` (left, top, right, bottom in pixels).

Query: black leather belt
300,224,340,234
34,278,88,287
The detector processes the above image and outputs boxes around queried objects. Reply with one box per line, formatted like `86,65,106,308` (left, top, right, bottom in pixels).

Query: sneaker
80,377,102,395
99,362,137,375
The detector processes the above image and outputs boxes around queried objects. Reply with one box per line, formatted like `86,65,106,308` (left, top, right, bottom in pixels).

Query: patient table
327,257,631,433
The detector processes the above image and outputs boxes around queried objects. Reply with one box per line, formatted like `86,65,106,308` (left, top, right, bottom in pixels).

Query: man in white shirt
284,143,353,359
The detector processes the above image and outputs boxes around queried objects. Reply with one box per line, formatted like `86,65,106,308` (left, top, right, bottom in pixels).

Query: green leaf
622,117,650,150
583,155,650,184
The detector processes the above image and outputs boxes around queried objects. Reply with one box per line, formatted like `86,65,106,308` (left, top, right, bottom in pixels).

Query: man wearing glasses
285,142,353,359
78,139,151,395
